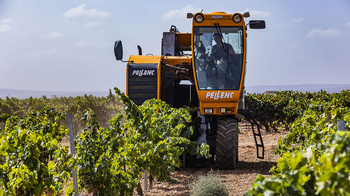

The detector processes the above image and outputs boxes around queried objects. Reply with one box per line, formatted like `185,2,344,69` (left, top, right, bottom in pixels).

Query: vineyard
244,90,350,195
1,88,350,195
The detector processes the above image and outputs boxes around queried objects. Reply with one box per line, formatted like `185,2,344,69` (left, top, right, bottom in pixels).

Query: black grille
128,63,158,105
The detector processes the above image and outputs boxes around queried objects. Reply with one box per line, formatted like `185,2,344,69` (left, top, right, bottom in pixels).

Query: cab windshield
193,26,243,90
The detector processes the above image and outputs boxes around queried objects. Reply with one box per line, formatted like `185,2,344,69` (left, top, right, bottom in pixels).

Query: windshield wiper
214,23,228,52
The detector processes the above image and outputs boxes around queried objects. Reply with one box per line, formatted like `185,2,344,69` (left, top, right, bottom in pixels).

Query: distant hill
245,84,350,94
1,84,350,99
0,89,116,99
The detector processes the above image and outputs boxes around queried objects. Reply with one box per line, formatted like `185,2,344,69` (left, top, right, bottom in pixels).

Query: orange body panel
200,101,238,116
126,55,163,99
176,33,191,49
163,56,191,65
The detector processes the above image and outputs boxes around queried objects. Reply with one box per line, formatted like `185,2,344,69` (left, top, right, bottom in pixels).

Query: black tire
215,116,239,170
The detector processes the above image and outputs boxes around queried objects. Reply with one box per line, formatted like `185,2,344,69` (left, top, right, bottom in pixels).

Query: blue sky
1,0,350,92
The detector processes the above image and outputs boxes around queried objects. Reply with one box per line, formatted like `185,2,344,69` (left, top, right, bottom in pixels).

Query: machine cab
190,12,264,115
193,26,244,91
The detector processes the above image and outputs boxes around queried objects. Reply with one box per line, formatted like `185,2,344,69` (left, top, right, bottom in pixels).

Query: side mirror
114,40,123,61
249,20,266,29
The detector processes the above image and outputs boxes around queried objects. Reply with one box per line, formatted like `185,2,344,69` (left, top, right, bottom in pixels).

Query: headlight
233,14,242,23
204,108,213,113
195,14,204,23
220,108,226,114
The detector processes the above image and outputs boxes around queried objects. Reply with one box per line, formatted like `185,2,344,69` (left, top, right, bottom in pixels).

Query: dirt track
135,122,288,196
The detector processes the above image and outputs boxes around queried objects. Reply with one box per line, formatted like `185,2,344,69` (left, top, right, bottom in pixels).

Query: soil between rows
133,123,288,196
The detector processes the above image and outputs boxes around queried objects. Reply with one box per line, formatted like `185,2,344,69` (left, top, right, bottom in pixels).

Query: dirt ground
134,122,288,196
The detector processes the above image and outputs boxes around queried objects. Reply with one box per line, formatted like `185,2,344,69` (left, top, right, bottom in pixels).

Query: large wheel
215,116,239,170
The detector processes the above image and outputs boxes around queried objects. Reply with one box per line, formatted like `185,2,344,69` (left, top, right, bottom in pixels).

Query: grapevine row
0,88,209,195
0,89,123,134
245,90,350,195
245,90,350,132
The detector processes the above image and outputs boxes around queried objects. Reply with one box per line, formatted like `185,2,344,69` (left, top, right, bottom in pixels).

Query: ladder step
237,109,265,160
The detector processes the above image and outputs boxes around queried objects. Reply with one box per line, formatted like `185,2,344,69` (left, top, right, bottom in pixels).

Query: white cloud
161,5,199,20
85,21,104,27
0,18,14,23
0,24,11,32
292,18,304,23
0,18,14,33
244,8,271,18
306,28,343,38
347,22,350,27
46,32,64,38
64,4,112,18
21,49,58,57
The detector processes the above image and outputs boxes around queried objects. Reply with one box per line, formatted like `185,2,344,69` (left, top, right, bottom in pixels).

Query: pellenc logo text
132,69,156,76
211,15,223,19
205,91,234,100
